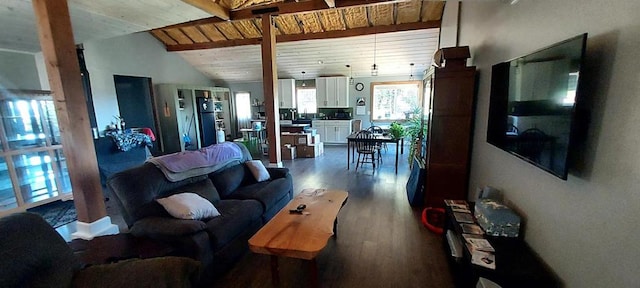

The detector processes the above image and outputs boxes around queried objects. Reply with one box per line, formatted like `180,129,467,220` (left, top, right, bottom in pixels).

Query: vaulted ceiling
0,0,446,84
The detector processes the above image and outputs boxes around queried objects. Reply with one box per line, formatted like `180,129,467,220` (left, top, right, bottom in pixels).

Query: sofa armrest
72,256,200,288
130,217,207,238
266,167,290,179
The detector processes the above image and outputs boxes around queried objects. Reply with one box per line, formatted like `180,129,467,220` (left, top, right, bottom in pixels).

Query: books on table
471,250,496,270
460,223,484,235
454,212,475,223
445,199,471,213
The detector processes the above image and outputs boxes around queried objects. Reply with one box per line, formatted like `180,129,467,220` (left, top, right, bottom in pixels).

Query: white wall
0,50,41,90
457,1,640,287
79,32,214,131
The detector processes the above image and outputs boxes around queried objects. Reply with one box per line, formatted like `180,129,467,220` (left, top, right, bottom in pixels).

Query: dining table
346,132,404,174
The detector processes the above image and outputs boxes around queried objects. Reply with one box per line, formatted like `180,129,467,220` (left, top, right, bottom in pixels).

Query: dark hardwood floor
212,144,454,288
60,143,454,287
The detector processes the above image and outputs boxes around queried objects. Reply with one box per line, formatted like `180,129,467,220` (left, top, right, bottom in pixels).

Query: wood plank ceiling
150,0,445,83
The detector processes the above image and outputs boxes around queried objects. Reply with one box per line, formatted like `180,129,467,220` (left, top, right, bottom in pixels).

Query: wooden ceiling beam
167,38,261,51
159,0,408,31
166,20,439,51
182,0,230,20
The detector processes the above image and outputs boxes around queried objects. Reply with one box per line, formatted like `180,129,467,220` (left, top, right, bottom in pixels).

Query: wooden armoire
423,46,476,208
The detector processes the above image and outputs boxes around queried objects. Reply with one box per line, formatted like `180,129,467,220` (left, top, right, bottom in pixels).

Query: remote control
296,204,306,210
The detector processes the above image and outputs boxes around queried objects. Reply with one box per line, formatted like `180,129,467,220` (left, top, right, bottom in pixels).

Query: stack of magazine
445,199,496,270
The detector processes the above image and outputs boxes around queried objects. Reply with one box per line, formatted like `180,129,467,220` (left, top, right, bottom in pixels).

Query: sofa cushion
231,178,292,211
205,199,262,250
108,163,212,226
72,256,200,288
245,160,270,182
209,164,251,198
157,193,221,220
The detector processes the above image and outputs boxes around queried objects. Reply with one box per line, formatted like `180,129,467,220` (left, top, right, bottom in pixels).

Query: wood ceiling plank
164,28,194,44
396,0,421,24
230,0,406,20
166,21,438,51
199,23,228,41
369,3,394,26
318,9,346,31
274,14,302,35
150,29,178,45
298,12,324,34
233,19,262,38
278,21,437,42
181,0,230,20
421,1,445,22
342,7,368,29
181,26,210,43
215,21,245,39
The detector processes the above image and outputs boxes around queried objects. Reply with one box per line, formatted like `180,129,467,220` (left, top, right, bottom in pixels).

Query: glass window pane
0,157,17,211
40,100,61,145
371,83,421,121
1,100,47,149
12,152,58,204
54,149,71,193
296,88,317,114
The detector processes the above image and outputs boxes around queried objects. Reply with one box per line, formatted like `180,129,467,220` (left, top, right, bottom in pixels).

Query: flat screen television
487,33,587,180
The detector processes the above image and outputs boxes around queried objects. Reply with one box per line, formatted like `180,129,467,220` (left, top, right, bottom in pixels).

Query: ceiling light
371,33,378,76
409,63,415,80
346,64,354,85
317,60,324,64
301,71,306,87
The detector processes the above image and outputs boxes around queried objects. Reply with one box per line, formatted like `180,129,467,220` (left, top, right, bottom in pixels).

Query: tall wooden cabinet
423,47,476,208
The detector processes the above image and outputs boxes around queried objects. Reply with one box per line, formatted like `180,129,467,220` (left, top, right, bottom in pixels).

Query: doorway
113,75,158,154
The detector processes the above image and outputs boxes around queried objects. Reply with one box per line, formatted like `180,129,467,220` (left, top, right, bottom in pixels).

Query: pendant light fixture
371,33,378,76
301,71,306,87
409,63,415,80
346,64,354,85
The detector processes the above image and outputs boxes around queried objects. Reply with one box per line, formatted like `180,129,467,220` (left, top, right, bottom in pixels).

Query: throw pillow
245,160,270,182
156,193,220,220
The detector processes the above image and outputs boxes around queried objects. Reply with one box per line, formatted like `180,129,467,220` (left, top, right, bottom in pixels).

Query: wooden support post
32,0,115,236
261,14,282,166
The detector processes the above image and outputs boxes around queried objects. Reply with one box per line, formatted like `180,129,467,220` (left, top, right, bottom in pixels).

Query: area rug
27,200,77,228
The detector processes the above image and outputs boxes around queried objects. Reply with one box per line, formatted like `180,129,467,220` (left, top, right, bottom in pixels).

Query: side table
68,233,174,265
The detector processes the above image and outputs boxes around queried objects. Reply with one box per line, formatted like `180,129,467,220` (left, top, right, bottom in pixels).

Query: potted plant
389,121,405,140
404,107,428,167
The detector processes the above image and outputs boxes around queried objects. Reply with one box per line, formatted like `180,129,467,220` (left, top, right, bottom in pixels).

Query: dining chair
367,125,386,163
355,130,378,171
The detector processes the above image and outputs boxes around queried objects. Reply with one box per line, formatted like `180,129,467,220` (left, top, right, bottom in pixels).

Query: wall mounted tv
486,33,587,180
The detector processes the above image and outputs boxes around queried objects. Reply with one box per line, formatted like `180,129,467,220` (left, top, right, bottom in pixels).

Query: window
0,90,71,212
371,81,422,122
296,88,317,114
235,92,251,129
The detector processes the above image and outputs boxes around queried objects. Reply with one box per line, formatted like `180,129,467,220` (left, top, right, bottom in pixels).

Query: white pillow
246,160,270,182
156,193,220,220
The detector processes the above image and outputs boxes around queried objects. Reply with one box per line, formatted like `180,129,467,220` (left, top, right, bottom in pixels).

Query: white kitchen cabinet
312,120,352,143
312,120,326,143
278,79,296,108
315,77,349,108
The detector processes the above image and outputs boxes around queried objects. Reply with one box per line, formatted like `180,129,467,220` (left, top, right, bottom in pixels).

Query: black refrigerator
196,97,217,147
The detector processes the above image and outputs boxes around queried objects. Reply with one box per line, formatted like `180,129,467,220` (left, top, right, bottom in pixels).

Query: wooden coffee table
248,188,348,287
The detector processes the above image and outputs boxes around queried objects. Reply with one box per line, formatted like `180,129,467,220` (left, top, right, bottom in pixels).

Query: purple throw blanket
153,142,243,173
147,142,251,182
